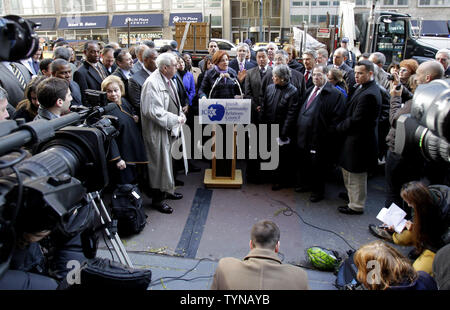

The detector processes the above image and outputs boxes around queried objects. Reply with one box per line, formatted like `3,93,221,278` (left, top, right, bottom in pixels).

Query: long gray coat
140,70,181,194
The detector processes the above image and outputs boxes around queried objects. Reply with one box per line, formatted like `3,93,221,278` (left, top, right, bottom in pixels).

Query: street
98,160,412,290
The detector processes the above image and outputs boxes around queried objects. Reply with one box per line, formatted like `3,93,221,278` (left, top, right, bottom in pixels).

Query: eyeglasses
399,67,409,73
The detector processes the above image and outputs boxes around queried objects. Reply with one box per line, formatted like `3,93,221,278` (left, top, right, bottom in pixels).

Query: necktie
10,63,27,89
305,87,320,110
304,71,310,82
259,67,265,79
269,60,273,67
239,62,244,72
168,80,180,108
95,63,107,80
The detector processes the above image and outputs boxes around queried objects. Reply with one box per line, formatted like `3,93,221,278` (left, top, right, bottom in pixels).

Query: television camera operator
0,15,152,290
0,79,94,289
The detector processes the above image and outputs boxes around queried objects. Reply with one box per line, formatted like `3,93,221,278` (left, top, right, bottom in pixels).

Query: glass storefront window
61,0,107,13
118,32,163,46
114,0,161,11
11,0,55,15
63,29,108,42
172,0,201,9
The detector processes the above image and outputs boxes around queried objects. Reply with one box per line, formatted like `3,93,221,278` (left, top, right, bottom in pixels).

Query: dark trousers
151,188,166,207
385,150,422,216
297,148,326,195
273,142,295,186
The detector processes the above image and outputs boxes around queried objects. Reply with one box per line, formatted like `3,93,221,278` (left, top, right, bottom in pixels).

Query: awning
27,17,57,30
169,13,203,26
111,14,163,28
411,20,450,36
58,16,108,29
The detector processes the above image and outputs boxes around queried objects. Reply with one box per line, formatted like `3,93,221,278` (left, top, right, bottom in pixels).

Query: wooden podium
204,124,242,188
200,99,251,189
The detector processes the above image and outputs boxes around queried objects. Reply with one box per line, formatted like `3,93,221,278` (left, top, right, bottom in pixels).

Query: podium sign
199,98,251,124
200,99,251,188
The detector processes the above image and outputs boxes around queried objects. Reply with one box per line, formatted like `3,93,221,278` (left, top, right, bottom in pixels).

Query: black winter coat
198,67,241,99
261,82,300,140
296,82,346,154
337,80,381,173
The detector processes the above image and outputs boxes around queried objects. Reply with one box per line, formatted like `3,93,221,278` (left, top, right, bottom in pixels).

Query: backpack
335,250,362,290
110,184,147,236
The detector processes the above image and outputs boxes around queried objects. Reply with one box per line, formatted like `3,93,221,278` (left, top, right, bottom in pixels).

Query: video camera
395,78,450,163
0,102,119,279
0,15,39,61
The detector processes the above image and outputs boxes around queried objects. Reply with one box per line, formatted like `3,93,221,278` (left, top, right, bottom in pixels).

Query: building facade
1,0,448,46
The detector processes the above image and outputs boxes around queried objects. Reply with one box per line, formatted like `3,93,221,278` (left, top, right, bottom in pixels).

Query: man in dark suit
244,48,270,182
302,50,316,90
73,41,108,104
51,59,83,107
261,50,306,106
101,47,117,76
229,43,257,76
0,61,32,115
112,49,135,100
295,65,346,202
330,48,356,92
132,44,149,73
336,60,381,215
128,48,158,113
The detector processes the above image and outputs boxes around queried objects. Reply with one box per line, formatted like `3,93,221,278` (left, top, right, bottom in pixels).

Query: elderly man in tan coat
140,52,186,214
211,220,309,290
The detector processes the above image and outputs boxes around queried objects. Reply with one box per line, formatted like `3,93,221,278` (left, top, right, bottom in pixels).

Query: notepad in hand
376,203,407,234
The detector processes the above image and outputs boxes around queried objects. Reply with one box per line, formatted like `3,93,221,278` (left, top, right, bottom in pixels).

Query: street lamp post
260,0,263,42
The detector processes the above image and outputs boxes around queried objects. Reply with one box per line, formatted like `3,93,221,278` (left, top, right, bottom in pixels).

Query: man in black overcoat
336,60,381,214
73,41,108,104
295,64,346,202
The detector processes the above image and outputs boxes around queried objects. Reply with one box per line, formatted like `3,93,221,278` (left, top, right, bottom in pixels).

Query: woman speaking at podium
198,51,242,179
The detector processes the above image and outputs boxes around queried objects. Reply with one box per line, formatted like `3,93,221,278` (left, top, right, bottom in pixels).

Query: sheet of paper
376,203,407,233
395,219,407,234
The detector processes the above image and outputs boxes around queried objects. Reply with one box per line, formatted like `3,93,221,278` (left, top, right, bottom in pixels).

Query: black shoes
153,202,173,214
165,192,183,200
338,205,363,215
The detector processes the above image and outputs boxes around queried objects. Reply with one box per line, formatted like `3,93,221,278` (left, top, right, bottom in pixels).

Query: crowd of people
0,36,449,290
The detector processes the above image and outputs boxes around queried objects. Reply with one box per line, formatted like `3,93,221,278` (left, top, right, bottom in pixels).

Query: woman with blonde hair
354,240,437,290
101,75,148,185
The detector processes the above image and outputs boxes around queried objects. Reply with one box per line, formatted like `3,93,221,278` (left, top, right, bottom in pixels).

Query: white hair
237,42,249,52
266,42,278,50
436,49,450,59
156,52,176,70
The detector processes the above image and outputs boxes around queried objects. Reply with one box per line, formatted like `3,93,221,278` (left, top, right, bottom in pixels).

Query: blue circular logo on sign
207,104,225,121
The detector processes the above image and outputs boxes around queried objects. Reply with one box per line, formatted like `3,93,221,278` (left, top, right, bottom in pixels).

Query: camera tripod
86,191,133,268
